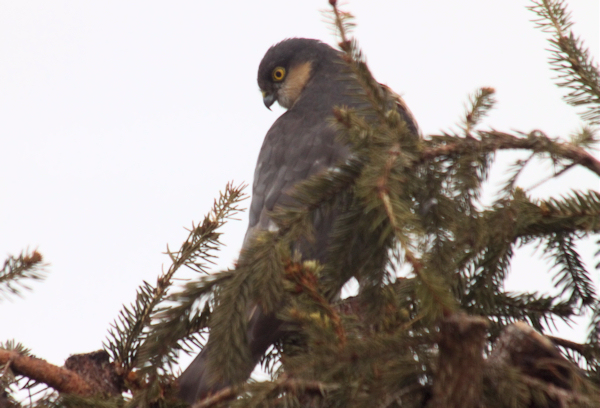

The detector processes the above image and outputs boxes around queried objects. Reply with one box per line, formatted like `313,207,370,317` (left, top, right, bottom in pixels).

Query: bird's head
257,38,337,110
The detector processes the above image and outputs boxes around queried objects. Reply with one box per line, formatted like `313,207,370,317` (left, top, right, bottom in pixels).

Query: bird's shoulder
378,82,419,135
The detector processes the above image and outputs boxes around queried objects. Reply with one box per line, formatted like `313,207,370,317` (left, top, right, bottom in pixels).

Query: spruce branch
411,254,458,322
500,154,536,196
376,143,411,248
284,260,346,346
104,183,247,378
569,125,598,149
0,250,46,301
464,245,516,320
201,269,254,388
529,0,600,125
327,2,413,128
520,375,597,407
530,190,600,234
198,230,289,387
474,291,575,335
458,188,599,332
191,385,236,408
164,182,248,276
544,232,596,307
423,130,600,177
35,393,125,408
585,299,600,378
139,269,234,377
193,376,341,408
327,0,354,54
129,183,247,408
461,87,497,136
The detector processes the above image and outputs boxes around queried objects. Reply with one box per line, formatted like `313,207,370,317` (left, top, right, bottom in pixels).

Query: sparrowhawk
178,38,418,403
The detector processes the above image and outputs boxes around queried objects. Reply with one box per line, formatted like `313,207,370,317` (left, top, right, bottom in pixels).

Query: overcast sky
1,0,598,379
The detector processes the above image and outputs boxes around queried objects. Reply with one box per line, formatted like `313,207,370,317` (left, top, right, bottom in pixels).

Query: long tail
177,304,283,404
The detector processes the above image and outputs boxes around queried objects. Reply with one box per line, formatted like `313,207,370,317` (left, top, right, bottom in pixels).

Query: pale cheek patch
278,61,312,109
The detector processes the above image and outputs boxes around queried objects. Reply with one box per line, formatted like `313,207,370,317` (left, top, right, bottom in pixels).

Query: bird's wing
243,108,348,250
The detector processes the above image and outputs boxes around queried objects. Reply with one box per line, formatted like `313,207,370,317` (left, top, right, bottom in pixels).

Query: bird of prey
178,38,418,404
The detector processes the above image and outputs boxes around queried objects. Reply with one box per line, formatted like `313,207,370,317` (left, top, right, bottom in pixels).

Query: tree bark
428,314,489,408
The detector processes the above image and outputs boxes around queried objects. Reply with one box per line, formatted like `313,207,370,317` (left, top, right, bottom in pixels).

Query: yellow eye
272,67,286,82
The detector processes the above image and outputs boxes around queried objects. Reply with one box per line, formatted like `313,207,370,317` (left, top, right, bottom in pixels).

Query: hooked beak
262,91,276,110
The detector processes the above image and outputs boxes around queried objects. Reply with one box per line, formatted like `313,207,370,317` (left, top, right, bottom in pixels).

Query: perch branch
0,349,93,396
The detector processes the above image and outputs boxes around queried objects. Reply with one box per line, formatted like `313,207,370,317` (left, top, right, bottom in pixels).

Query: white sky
1,0,598,382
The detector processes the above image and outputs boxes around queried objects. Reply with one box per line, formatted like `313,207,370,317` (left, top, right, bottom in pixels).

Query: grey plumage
178,38,418,404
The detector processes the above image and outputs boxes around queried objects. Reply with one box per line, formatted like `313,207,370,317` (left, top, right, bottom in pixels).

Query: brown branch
546,335,587,355
375,141,455,318
192,376,340,408
422,130,600,177
192,386,236,408
428,314,489,408
0,349,93,396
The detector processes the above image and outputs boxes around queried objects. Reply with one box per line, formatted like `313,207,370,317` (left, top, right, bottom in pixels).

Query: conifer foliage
0,250,45,302
1,1,599,407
